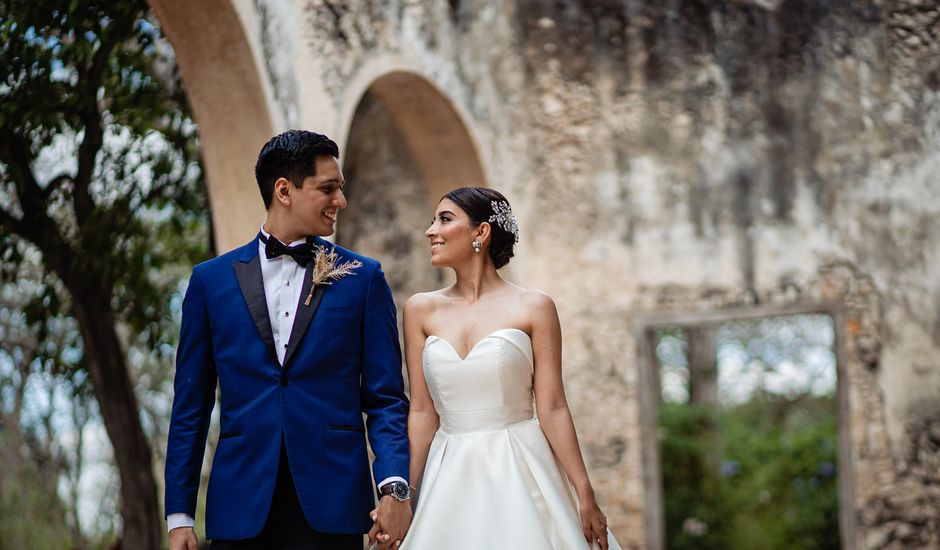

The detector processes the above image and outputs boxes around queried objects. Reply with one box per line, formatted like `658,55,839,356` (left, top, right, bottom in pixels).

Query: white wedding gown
401,328,622,550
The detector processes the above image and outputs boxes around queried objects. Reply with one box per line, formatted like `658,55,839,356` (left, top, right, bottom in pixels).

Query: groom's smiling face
288,155,347,237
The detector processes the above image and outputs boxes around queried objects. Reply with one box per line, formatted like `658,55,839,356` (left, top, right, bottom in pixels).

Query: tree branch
0,205,36,243
0,140,70,261
0,167,70,263
0,188,73,277
131,175,181,213
73,28,123,226
0,128,46,216
42,173,74,200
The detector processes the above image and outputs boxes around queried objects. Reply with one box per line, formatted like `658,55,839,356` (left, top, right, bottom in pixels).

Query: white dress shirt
168,228,404,532
258,229,307,366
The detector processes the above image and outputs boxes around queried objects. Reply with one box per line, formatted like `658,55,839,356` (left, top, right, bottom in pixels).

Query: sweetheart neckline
424,328,530,362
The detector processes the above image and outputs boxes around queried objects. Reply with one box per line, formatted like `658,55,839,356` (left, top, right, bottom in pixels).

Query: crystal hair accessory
488,200,520,243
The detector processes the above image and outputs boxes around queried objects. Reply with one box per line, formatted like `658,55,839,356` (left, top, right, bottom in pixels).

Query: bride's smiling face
426,199,478,267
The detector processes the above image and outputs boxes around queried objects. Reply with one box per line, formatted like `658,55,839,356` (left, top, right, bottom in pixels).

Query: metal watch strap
379,481,411,502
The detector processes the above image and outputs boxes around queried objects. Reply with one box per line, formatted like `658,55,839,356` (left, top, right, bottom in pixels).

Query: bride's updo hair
443,187,518,269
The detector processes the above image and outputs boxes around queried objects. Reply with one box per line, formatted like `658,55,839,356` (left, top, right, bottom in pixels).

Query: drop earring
472,240,482,253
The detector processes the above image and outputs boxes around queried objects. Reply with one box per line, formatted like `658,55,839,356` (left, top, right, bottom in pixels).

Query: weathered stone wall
861,408,940,549
338,91,448,312
505,2,940,544
154,0,940,547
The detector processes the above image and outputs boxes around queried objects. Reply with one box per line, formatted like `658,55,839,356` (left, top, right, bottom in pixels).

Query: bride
376,187,621,549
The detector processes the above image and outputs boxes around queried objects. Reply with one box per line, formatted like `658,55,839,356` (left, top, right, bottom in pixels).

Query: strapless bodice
407,327,624,549
422,328,534,433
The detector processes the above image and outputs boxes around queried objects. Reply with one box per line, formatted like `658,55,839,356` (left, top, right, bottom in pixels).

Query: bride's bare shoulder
506,285,557,315
404,288,451,315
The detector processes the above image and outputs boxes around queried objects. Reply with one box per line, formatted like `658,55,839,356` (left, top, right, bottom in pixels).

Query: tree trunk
66,277,161,550
687,326,721,474
687,326,718,406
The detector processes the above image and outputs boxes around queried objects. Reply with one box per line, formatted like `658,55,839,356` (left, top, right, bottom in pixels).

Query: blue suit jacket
164,236,409,540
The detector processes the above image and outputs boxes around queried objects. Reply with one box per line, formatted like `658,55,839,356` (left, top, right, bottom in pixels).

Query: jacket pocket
328,424,365,433
218,431,242,440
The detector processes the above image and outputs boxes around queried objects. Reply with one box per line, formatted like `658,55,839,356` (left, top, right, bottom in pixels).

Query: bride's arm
403,294,440,499
529,292,610,549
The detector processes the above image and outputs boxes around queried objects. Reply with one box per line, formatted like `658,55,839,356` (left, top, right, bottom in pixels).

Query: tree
0,291,93,548
0,1,209,547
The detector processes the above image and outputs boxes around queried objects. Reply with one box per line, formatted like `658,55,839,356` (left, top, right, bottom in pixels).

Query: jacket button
280,377,288,387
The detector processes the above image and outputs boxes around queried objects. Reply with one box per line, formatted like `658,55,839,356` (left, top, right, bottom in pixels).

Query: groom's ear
273,177,292,206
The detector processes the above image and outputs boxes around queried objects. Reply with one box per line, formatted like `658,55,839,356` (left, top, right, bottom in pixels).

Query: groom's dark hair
255,130,340,209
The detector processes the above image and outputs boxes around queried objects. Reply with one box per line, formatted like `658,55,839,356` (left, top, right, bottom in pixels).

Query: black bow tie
259,233,313,266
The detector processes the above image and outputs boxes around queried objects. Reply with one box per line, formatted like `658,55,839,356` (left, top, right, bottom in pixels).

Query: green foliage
0,0,209,544
0,0,210,378
660,393,840,550
1,0,185,146
0,457,73,550
1,0,209,351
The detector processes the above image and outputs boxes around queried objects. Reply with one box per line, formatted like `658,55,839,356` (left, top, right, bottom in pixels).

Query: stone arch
148,0,274,252
337,70,494,306
342,68,489,204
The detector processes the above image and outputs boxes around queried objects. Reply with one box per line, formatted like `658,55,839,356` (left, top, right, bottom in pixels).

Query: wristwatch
379,481,411,502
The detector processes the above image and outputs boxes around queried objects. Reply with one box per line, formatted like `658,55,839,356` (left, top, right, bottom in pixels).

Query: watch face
393,483,409,500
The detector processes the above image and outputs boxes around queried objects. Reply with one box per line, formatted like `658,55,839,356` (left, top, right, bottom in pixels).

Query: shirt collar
259,224,307,248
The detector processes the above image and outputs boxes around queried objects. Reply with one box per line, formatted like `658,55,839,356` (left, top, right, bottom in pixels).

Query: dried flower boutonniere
304,246,363,305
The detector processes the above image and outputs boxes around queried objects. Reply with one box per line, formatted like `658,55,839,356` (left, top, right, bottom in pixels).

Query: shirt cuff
167,513,195,533
377,476,408,491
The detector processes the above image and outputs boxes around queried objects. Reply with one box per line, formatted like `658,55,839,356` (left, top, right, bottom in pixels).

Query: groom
165,130,412,549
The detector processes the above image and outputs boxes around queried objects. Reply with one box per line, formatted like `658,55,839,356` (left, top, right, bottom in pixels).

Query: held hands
579,493,610,550
368,496,412,549
168,527,198,550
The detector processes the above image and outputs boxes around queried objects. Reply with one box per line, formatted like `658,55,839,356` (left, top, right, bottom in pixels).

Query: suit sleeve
360,262,410,487
164,266,218,518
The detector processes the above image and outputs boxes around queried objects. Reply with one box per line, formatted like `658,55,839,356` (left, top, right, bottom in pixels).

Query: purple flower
721,460,741,477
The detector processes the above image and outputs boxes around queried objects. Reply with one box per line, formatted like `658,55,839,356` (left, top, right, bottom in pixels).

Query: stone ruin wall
166,0,940,546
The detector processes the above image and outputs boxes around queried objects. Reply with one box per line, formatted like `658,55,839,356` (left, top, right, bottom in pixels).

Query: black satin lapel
283,262,326,368
234,256,277,363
